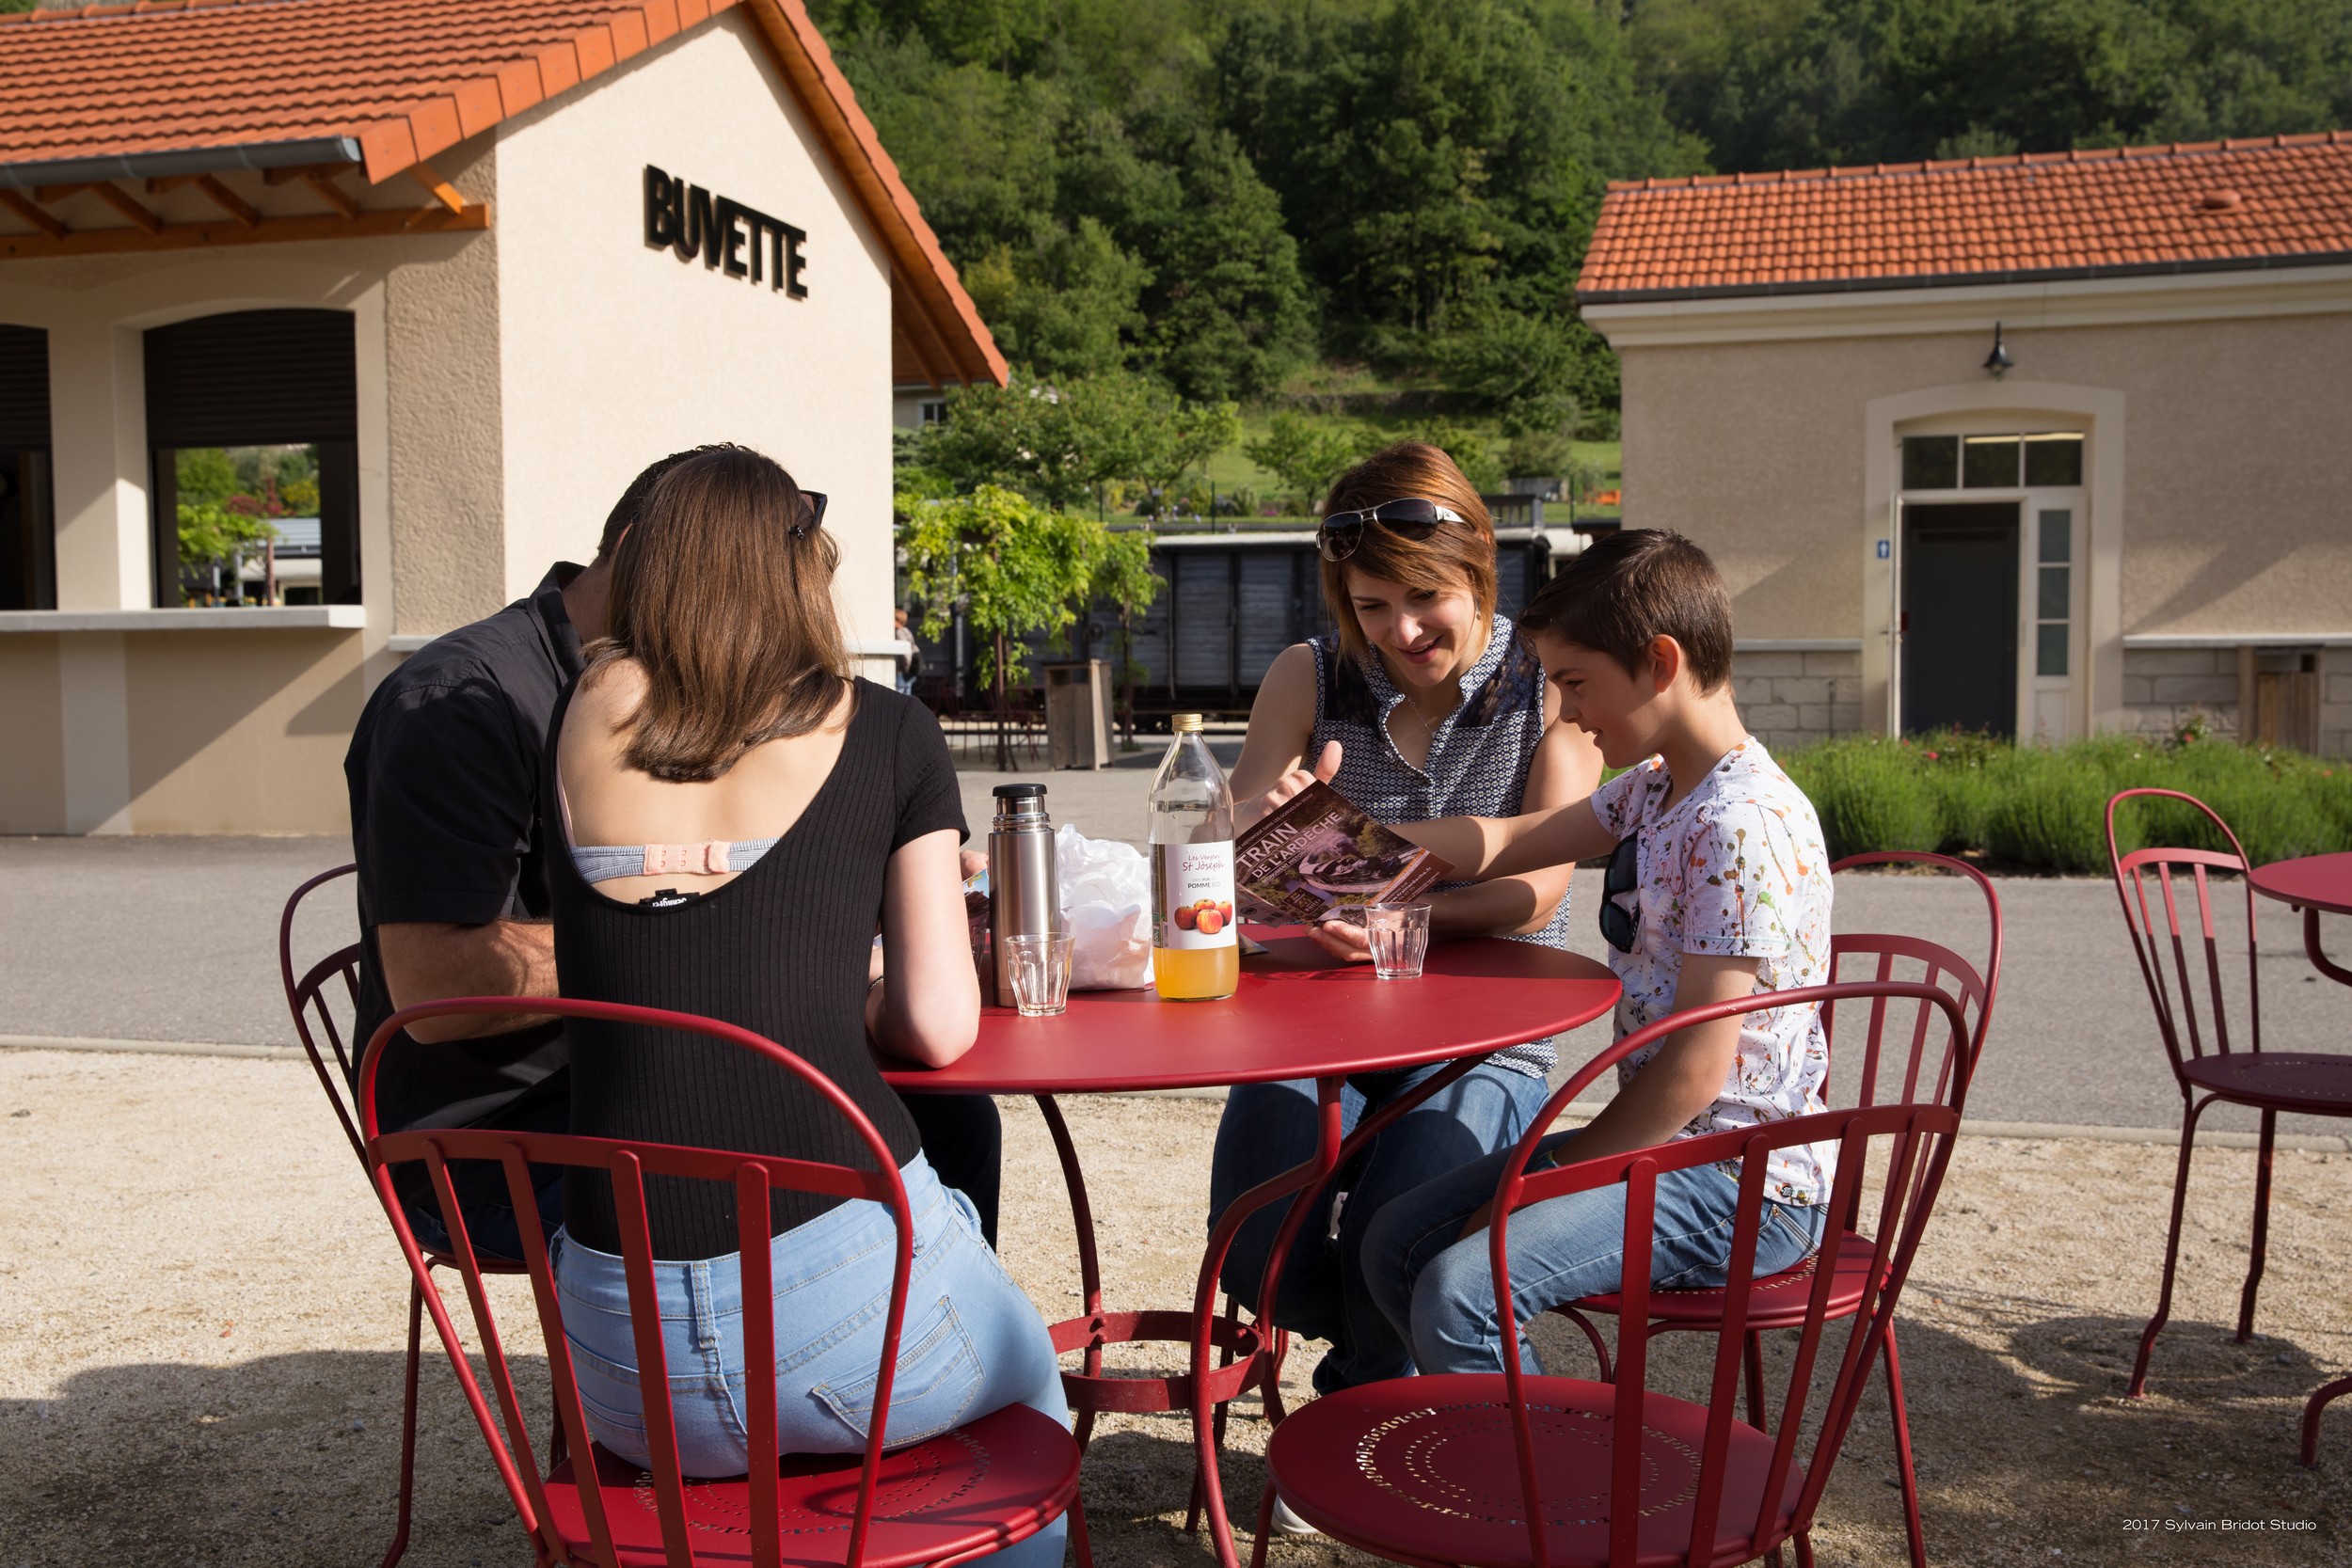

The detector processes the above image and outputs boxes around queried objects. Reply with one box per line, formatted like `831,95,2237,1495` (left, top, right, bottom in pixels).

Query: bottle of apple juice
1149,713,1239,1001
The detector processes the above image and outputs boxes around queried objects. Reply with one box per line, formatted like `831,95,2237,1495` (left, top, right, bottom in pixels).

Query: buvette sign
643,165,808,299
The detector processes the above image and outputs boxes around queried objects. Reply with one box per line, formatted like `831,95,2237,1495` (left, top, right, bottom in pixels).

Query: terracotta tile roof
0,0,1004,385
1578,133,2352,303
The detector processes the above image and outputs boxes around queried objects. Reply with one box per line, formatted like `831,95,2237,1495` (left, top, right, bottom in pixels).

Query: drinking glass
1007,930,1074,1017
1364,902,1431,980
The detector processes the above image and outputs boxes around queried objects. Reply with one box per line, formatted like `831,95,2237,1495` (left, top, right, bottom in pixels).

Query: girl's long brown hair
1318,442,1497,662
585,444,848,782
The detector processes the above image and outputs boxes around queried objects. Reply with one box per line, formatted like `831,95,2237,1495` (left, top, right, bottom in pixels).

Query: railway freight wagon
911,499,1589,724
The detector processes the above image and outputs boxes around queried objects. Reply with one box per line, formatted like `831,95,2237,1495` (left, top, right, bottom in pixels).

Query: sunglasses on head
790,491,829,539
1315,498,1466,562
1599,832,1640,954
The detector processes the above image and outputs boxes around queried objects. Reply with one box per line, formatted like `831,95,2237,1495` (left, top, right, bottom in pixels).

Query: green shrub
1983,752,2115,873
1775,730,2352,874
1784,738,1938,861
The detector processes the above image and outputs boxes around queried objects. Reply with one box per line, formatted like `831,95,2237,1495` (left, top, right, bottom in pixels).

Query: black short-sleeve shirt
344,564,583,1134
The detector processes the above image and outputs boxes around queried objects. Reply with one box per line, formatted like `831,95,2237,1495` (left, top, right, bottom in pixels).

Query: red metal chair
1251,980,1971,1568
359,995,1085,1568
279,864,537,1568
2106,789,2352,1464
1544,851,2001,1568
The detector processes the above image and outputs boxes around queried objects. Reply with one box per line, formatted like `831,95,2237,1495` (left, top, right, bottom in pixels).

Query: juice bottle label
1154,841,1236,949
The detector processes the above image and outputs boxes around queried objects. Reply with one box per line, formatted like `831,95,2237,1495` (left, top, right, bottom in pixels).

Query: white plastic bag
1056,824,1153,990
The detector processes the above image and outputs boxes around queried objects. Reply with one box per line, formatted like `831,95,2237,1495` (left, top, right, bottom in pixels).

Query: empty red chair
1251,978,1971,1568
279,863,529,1568
1547,850,2001,1568
2106,789,2352,1463
360,995,1084,1568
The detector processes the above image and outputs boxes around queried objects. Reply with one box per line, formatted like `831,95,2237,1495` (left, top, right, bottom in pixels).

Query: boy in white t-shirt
1312,528,1837,1376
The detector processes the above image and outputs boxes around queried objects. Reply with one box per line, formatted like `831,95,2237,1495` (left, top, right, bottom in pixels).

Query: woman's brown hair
1317,441,1497,662
585,444,848,781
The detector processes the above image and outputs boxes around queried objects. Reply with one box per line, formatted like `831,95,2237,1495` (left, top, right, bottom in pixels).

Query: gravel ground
3,1052,2344,1566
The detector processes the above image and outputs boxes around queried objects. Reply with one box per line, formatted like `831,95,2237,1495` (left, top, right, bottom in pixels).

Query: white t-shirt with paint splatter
1590,738,1835,1206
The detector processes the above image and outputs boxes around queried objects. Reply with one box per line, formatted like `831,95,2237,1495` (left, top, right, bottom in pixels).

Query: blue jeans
1362,1129,1829,1375
553,1154,1069,1567
1206,1062,1550,1393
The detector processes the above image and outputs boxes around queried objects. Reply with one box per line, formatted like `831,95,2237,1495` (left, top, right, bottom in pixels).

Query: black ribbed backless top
547,678,966,1259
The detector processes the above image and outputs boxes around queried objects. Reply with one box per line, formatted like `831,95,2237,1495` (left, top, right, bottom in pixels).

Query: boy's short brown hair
1518,529,1733,691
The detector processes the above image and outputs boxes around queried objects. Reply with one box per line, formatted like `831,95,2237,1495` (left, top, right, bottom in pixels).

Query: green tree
1244,412,1374,510
1629,0,2352,174
1088,527,1162,748
963,216,1151,381
916,376,1100,509
898,483,1106,768
176,448,239,508
176,500,277,605
1216,0,1702,349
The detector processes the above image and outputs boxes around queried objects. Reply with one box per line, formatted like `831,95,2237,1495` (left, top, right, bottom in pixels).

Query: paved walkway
5,745,2345,1137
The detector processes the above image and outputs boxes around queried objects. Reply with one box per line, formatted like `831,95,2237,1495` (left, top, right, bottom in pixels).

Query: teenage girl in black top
543,447,1065,1559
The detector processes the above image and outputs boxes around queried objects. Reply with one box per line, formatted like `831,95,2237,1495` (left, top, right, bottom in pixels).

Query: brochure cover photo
1233,782,1452,927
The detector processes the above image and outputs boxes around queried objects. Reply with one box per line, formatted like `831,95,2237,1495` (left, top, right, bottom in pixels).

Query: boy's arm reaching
1243,741,1618,881
1392,795,1618,881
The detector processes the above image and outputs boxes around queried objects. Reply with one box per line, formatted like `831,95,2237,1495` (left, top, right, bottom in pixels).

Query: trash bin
1043,659,1114,770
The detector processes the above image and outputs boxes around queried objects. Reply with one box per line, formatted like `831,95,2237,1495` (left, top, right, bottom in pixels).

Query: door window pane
2038,623,2069,677
1901,436,1959,489
2025,433,2084,486
2039,565,2069,620
1963,436,2021,488
2039,509,2071,562
2035,509,2071,676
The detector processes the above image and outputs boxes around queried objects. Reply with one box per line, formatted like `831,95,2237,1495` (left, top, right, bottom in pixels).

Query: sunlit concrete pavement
4,733,2346,1139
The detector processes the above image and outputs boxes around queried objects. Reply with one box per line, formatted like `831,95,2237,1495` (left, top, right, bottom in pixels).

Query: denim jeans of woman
553,1154,1069,1567
1206,1061,1550,1393
1361,1129,1829,1376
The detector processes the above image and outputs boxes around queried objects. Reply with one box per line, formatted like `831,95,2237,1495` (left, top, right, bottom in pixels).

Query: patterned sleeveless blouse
1309,614,1570,1077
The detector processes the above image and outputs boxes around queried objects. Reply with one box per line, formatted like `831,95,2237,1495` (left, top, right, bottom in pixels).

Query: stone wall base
2122,645,2352,758
1731,648,1865,753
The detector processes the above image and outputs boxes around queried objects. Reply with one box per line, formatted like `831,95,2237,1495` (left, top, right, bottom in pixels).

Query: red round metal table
884,927,1617,1567
2248,851,2352,987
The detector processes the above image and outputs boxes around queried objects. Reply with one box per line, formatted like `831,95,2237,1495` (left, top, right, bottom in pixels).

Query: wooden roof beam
303,170,358,219
0,188,66,240
891,274,948,388
192,173,259,229
88,182,162,234
408,159,465,214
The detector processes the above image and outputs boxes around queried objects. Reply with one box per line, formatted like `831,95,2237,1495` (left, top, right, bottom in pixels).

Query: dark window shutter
144,309,356,449
0,324,49,450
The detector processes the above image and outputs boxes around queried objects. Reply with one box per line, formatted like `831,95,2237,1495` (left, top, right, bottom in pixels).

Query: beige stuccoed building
1577,133,2352,757
0,0,1001,834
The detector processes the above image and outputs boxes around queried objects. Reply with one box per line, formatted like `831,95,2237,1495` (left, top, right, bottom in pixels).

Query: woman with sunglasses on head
1204,442,1602,1441
540,447,1066,1563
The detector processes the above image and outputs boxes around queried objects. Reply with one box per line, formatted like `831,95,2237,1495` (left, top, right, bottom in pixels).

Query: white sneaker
1270,1496,1321,1538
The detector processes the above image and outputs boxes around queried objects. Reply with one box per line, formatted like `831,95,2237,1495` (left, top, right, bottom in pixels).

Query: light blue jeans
1207,1063,1550,1392
1362,1130,1828,1376
553,1154,1069,1566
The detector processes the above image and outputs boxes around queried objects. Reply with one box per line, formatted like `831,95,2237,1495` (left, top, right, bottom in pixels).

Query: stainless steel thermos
986,784,1058,1006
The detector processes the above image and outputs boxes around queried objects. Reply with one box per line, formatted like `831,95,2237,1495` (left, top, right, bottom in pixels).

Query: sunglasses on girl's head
790,491,829,539
1599,832,1640,954
1314,498,1466,562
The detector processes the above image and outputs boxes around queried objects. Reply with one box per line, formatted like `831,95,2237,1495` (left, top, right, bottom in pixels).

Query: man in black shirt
346,452,1003,1258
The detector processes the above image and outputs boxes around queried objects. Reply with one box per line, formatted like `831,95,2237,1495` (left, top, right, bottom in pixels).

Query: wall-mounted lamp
1983,321,2013,378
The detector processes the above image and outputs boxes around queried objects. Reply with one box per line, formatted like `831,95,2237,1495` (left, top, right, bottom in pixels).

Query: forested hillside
815,0,2352,435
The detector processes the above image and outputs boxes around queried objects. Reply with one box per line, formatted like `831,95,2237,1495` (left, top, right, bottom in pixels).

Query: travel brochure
1232,782,1453,927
